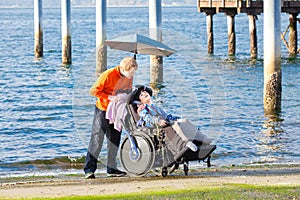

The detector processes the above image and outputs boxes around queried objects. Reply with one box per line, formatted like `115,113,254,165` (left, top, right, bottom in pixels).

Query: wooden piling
289,14,298,55
206,13,214,53
227,13,236,56
248,14,257,59
96,0,107,76
198,0,300,58
149,0,163,86
61,0,71,64
263,0,282,114
34,0,43,58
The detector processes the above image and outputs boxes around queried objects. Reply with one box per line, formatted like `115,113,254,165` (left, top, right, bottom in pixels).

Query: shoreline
2,155,299,178
1,164,300,199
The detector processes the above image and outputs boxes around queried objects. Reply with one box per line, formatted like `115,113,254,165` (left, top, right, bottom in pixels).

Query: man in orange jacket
84,57,138,179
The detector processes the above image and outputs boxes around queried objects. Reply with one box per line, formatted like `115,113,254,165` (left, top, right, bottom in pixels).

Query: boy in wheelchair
132,85,211,156
119,85,216,177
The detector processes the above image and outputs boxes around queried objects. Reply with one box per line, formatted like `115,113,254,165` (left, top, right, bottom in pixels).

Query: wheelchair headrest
126,90,140,123
127,90,138,105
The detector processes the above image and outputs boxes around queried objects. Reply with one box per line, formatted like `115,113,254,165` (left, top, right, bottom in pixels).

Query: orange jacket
90,66,133,111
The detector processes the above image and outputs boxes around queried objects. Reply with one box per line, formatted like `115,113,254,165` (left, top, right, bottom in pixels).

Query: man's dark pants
84,106,121,174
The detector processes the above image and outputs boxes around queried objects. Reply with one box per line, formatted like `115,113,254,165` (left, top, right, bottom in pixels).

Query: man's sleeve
89,73,109,100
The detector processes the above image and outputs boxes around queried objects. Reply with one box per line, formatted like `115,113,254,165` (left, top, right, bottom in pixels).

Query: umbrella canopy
105,34,175,57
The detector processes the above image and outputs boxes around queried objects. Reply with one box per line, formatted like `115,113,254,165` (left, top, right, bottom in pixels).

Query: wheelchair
119,91,216,177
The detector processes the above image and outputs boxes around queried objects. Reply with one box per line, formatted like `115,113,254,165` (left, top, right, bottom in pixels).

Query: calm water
0,7,299,177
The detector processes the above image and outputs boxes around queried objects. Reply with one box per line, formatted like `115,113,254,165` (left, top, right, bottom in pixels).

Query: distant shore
1,164,300,199
0,5,195,9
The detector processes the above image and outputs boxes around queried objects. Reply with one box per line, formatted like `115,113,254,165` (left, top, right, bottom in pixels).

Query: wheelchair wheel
161,167,168,177
120,132,155,176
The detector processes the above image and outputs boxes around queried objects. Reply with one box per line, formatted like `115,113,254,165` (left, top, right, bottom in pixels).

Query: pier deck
198,0,300,15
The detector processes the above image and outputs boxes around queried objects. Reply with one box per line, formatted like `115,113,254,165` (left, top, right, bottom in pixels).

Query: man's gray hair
120,57,138,71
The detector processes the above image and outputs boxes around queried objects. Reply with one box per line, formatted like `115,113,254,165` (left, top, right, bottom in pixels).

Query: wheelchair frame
119,101,216,177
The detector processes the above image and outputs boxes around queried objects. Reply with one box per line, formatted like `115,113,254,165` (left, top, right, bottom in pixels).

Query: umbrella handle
134,54,136,60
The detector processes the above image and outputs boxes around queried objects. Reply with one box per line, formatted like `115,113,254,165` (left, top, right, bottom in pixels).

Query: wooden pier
197,0,300,57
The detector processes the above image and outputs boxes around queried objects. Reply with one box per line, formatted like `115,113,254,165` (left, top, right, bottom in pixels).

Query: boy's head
119,57,138,78
133,85,152,104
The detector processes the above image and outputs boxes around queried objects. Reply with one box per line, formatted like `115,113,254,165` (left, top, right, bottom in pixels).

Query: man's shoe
107,169,127,177
85,172,95,179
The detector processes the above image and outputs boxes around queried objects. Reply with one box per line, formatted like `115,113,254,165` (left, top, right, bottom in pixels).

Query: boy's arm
153,105,180,121
138,107,157,127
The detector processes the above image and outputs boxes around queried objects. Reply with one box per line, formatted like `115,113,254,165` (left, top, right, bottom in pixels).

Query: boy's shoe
107,169,127,177
186,141,197,152
85,172,95,179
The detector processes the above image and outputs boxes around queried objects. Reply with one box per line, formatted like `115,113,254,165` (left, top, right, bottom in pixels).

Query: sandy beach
1,165,300,199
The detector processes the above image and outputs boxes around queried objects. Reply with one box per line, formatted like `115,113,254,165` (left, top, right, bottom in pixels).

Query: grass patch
25,184,300,200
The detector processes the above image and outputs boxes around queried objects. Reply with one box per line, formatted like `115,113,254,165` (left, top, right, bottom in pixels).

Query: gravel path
1,166,300,199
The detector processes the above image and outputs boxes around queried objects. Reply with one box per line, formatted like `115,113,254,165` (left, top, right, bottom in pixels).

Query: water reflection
255,113,286,164
262,113,284,136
